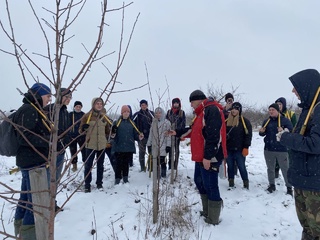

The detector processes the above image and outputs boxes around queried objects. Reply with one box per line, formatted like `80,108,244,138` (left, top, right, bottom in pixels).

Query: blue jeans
226,150,248,181
14,170,35,225
47,153,65,188
194,162,221,201
84,149,105,188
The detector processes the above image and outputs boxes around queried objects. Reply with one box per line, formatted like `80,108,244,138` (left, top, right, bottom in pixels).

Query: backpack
0,111,19,157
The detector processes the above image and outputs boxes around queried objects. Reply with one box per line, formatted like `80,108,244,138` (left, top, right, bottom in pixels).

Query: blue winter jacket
280,69,320,191
259,115,293,152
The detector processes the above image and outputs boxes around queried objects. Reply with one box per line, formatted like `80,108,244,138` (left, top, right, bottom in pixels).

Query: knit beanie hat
140,99,148,106
60,88,72,97
231,102,242,115
74,101,83,107
225,93,234,102
189,90,206,102
269,103,280,112
172,98,181,105
121,105,130,114
30,83,51,96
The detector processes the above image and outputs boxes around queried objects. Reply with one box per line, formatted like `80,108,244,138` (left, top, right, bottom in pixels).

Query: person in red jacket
179,90,227,225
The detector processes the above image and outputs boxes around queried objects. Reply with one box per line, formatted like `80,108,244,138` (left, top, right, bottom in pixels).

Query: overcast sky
1,1,320,114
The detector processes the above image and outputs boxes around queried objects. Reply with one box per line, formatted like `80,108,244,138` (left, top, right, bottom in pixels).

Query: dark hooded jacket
275,97,297,127
166,98,186,133
132,108,154,139
280,69,320,191
14,91,51,168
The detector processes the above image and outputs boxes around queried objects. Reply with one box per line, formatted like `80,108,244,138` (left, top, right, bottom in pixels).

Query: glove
166,146,171,153
276,128,289,141
81,124,90,132
147,146,152,154
242,148,249,157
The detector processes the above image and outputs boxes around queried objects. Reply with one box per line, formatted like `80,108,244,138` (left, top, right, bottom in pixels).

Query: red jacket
182,98,227,162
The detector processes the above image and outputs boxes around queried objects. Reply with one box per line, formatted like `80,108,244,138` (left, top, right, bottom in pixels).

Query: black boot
286,187,293,196
267,184,276,193
228,178,235,187
243,180,249,190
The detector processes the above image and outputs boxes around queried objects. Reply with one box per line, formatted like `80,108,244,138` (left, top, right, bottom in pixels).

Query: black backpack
0,111,19,157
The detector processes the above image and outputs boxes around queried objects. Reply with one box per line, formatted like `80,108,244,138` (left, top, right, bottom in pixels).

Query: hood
275,97,287,112
91,97,106,114
23,90,43,108
154,107,166,121
289,69,320,109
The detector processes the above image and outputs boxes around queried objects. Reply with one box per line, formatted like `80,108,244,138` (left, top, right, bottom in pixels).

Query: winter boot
71,163,77,172
14,218,22,237
84,185,91,193
266,184,276,193
140,160,146,172
243,180,249,190
200,194,208,217
123,176,129,183
204,200,223,225
115,178,121,185
286,187,293,196
228,178,235,188
20,225,36,240
161,166,167,178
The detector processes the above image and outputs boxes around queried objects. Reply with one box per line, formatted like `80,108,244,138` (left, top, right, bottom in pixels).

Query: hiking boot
71,163,77,172
115,178,121,185
243,180,249,190
286,187,293,196
84,186,91,193
228,178,235,188
97,184,103,189
266,184,276,193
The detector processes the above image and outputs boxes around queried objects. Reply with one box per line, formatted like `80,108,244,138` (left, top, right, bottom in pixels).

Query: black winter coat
132,109,154,139
280,69,320,191
166,109,186,132
259,115,293,152
69,111,85,138
14,93,50,168
226,116,252,151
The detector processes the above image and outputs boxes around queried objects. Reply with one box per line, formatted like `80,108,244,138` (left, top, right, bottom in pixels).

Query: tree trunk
151,119,159,224
29,168,50,240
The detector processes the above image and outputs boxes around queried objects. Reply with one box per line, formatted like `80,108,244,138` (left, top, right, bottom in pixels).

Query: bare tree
0,1,139,239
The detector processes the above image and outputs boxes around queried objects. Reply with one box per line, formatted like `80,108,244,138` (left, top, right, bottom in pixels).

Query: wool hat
231,102,242,115
140,99,148,106
74,101,83,107
60,88,72,97
30,83,51,96
189,90,206,102
225,93,234,102
269,103,280,112
172,98,181,105
121,105,130,114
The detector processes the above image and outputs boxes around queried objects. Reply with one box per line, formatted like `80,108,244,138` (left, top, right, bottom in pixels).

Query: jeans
194,162,221,201
138,138,148,170
84,148,105,188
226,150,248,181
105,147,116,172
47,153,65,188
14,170,35,225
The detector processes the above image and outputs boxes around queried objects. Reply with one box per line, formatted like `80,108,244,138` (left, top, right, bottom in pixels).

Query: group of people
10,68,320,239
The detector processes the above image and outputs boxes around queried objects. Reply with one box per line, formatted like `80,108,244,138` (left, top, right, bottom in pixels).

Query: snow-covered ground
0,132,301,239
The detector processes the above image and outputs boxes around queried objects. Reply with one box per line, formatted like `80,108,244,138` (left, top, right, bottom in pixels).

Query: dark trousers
69,136,86,163
194,162,221,201
105,147,116,172
168,137,180,169
114,152,132,179
138,138,148,170
226,150,248,181
84,149,105,188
